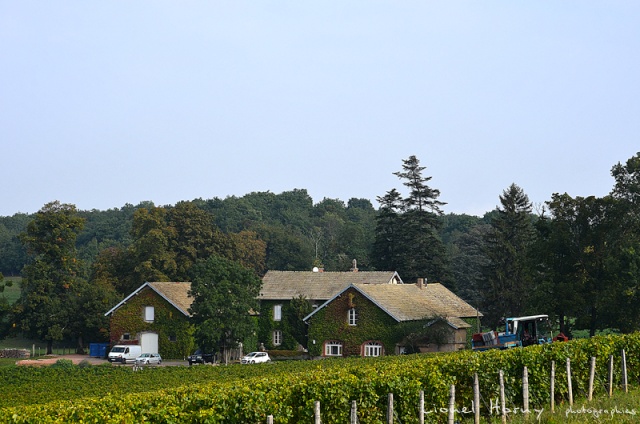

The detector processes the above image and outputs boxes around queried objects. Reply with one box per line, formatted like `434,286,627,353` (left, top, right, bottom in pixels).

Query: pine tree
481,184,535,329
373,156,450,285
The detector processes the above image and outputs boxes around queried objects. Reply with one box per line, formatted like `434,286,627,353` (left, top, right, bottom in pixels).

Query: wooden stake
550,360,555,413
387,393,393,424
499,370,506,424
622,349,628,393
448,384,455,424
419,390,424,424
474,373,480,424
350,400,357,424
588,356,596,401
523,366,529,416
314,401,320,424
267,415,273,424
567,357,573,406
609,355,614,397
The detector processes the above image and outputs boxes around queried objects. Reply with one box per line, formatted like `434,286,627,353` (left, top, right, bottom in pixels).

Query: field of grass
0,335,79,360
1,276,20,304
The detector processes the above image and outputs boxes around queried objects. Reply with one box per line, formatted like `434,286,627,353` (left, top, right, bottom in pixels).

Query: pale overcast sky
1,2,639,217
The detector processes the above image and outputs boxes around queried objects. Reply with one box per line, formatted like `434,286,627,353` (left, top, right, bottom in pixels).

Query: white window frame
273,304,282,321
144,306,154,322
273,330,282,346
348,308,357,326
364,341,383,357
324,341,343,356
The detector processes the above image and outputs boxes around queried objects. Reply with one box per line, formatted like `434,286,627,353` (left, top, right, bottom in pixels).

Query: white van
108,345,142,364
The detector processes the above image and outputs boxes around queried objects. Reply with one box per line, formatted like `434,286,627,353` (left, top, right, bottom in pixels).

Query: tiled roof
304,282,481,324
260,270,403,301
354,283,480,321
148,282,193,317
105,282,193,317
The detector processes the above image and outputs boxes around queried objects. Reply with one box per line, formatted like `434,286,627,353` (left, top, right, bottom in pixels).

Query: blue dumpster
89,343,110,358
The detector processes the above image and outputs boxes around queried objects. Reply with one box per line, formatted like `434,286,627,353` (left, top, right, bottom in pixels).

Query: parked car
241,352,271,364
135,353,162,365
188,349,215,366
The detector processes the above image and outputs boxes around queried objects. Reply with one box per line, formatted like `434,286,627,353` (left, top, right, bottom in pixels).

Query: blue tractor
472,314,553,351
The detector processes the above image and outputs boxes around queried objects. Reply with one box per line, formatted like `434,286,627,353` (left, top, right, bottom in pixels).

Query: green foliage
372,156,450,284
189,256,262,358
50,359,74,369
480,184,536,328
1,333,639,422
14,202,88,353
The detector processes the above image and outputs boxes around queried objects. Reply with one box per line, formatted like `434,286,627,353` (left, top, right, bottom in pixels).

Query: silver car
135,353,162,365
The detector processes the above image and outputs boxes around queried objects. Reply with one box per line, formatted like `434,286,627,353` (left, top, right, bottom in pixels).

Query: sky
1,2,639,217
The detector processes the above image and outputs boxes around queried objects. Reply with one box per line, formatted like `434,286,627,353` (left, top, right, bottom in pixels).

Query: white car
135,353,162,365
241,352,271,364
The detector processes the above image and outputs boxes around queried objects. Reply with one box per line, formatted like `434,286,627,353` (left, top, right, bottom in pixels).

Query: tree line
1,153,640,353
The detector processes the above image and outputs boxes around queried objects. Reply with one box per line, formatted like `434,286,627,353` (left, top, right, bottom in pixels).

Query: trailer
472,314,552,351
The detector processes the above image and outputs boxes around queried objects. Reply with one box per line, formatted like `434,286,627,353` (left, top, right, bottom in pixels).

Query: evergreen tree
373,156,450,284
481,184,535,329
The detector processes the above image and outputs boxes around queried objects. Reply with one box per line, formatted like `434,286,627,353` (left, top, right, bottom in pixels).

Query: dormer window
348,308,358,326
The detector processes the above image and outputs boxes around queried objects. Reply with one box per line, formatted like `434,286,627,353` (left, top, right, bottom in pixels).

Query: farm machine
472,314,555,351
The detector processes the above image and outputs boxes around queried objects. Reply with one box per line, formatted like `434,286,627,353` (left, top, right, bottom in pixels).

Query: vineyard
1,333,639,423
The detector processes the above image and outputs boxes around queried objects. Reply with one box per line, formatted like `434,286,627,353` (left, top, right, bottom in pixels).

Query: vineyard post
419,390,424,424
567,358,573,406
522,366,529,417
314,401,320,424
448,384,455,424
622,349,628,393
588,356,596,401
387,393,393,424
550,360,555,413
499,370,506,424
608,355,614,397
473,373,480,424
350,400,357,424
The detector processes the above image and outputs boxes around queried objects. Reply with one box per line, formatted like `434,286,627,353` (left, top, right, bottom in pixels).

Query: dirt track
15,354,109,367
15,354,187,367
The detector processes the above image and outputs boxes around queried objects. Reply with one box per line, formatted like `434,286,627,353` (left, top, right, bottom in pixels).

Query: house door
140,332,159,354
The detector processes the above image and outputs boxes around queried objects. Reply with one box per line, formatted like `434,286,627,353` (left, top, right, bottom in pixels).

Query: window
122,333,130,341
144,306,155,322
273,304,282,321
364,341,383,357
273,330,282,346
168,335,177,342
348,308,358,326
324,341,343,356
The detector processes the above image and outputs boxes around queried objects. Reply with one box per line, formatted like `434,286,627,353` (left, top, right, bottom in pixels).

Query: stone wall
0,349,30,358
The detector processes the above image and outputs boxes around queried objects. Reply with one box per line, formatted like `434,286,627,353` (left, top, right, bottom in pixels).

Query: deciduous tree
188,255,262,364
15,201,85,353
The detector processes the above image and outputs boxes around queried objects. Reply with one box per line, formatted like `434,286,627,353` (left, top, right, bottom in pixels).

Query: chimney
351,259,358,272
416,277,427,290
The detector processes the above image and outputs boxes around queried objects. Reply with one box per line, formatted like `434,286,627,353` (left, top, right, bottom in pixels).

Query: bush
50,359,74,369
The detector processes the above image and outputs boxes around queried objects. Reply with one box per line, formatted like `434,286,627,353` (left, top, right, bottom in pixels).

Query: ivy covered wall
258,300,299,351
306,288,400,357
109,287,194,359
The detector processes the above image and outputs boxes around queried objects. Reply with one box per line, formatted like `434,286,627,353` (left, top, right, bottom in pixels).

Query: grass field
0,335,79,362
1,276,20,304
